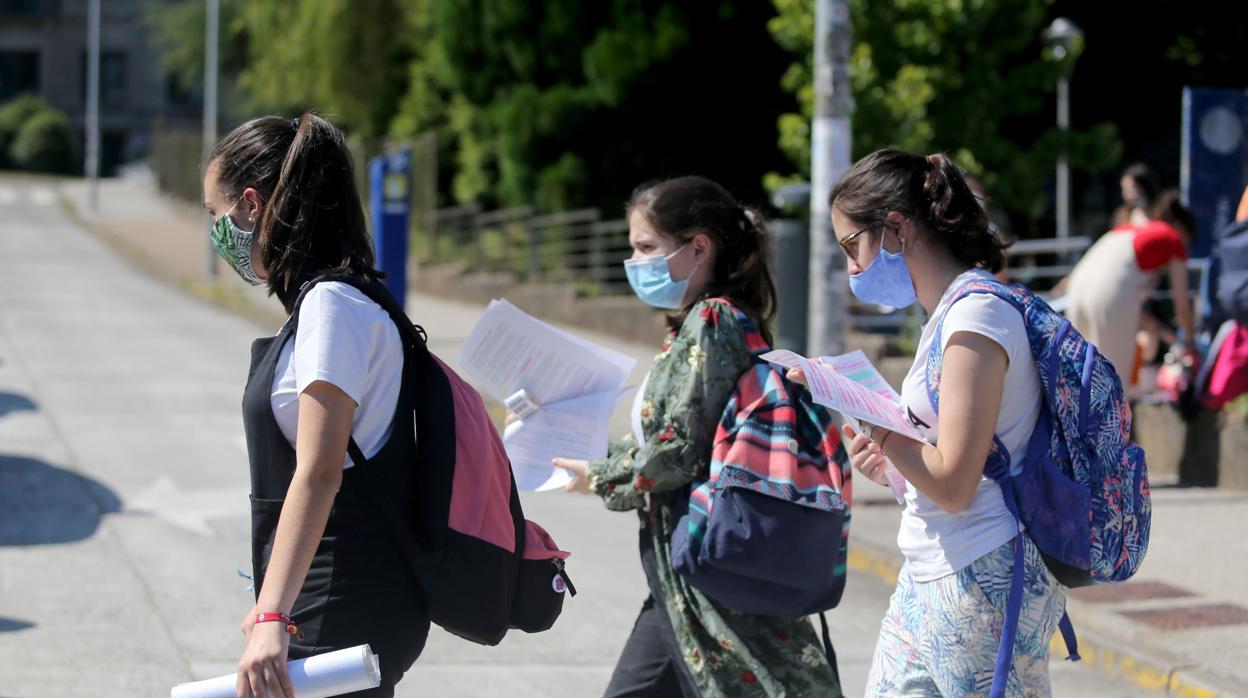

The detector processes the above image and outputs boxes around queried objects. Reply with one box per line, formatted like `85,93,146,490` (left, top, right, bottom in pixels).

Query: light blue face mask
848,231,917,308
624,244,698,309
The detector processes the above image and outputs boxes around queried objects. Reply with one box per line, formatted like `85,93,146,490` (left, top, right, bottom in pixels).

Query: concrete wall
1132,402,1247,489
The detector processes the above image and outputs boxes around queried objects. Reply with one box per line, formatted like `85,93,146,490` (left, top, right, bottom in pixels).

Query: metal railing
425,205,634,295
424,207,1176,332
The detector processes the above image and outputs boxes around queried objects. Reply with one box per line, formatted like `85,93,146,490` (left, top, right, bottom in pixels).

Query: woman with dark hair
1112,162,1162,228
203,113,426,698
551,176,841,697
796,148,1065,695
1063,189,1197,388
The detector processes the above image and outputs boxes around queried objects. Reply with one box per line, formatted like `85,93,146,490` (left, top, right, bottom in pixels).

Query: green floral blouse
588,299,842,697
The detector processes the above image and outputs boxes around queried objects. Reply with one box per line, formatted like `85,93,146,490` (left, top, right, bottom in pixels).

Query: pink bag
1203,323,1248,410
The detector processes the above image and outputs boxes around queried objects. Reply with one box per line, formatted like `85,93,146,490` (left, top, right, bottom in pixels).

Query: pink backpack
323,275,575,645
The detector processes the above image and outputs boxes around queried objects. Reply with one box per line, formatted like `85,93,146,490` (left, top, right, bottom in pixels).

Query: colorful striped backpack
670,302,852,621
926,276,1151,698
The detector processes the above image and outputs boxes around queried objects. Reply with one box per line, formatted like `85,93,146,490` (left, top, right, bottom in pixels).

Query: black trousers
603,538,700,698
286,527,430,697
603,596,700,698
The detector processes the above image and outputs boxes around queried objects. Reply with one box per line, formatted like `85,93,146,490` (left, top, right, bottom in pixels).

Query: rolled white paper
171,644,381,698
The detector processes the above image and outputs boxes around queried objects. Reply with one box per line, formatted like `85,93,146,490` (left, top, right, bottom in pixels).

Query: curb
845,541,1241,697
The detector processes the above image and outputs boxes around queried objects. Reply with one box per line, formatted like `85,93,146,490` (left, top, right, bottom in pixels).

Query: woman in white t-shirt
803,149,1066,696
203,113,424,698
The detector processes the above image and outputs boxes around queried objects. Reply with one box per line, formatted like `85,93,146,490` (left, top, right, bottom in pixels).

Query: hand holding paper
456,300,636,491
762,349,916,504
171,645,380,698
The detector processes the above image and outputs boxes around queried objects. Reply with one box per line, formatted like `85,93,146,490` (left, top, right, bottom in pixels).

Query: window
0,51,39,102
165,75,195,107
80,51,127,107
0,0,41,16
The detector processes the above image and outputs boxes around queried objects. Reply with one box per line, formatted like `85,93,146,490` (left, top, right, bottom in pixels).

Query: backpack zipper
551,558,577,596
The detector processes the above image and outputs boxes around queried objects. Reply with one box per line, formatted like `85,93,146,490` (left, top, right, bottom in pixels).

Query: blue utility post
369,147,413,308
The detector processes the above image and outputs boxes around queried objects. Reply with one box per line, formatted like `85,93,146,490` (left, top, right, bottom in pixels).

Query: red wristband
255,612,302,639
255,611,292,626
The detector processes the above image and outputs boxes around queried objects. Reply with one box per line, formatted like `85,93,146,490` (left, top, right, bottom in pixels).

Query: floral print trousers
865,537,1066,697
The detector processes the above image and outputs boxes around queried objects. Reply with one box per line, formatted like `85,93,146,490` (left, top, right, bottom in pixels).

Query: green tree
150,0,792,213
10,106,73,173
767,0,1122,237
0,95,51,169
391,1,790,211
147,0,250,115
235,0,415,140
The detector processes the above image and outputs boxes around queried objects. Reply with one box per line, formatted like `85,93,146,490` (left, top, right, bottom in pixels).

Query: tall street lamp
203,0,220,279
1044,18,1083,244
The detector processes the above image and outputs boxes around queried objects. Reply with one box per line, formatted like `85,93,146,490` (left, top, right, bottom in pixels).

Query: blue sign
369,147,413,308
1181,87,1248,259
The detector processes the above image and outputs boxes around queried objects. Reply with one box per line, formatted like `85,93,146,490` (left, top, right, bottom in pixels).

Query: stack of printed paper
456,300,636,491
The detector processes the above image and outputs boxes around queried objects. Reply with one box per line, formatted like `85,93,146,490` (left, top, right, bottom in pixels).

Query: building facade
1,0,197,174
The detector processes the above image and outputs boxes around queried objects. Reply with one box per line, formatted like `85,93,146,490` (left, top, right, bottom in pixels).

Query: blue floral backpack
926,276,1151,698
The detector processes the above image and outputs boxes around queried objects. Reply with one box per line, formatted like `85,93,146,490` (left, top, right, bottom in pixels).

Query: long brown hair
627,176,777,344
1149,189,1197,244
207,113,378,312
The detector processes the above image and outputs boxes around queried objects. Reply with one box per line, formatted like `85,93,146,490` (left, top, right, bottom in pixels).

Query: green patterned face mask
210,201,263,285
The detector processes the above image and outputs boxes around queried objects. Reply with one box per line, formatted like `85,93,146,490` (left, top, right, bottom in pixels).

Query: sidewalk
54,175,658,435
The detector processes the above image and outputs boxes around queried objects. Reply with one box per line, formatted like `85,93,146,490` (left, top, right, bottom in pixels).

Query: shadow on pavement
0,391,37,419
0,454,122,546
0,617,34,633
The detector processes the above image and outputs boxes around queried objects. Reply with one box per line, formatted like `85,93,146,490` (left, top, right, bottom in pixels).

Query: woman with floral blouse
553,177,842,697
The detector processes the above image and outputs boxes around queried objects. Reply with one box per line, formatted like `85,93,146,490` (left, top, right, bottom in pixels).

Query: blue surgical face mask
624,244,698,309
848,231,917,308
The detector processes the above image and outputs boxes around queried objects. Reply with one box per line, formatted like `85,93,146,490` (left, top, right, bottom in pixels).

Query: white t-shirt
896,269,1042,581
270,282,404,468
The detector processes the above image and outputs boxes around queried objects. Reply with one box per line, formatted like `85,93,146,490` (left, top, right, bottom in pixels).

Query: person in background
550,176,842,697
1062,189,1197,389
1112,163,1161,228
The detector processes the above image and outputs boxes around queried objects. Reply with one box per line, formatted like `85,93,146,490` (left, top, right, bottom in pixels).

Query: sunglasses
838,225,873,259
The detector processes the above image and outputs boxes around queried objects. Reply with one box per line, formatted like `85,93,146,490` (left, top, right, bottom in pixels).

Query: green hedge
0,95,74,174
10,109,73,173
0,95,51,169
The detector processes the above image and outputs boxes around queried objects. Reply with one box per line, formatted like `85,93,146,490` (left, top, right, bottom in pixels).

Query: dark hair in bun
828,148,1007,273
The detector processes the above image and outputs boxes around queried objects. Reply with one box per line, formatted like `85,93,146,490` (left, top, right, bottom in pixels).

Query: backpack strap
702,297,771,357
818,612,841,688
290,275,522,586
920,277,1080,696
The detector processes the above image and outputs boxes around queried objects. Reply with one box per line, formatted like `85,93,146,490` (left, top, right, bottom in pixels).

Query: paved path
1,175,1150,696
